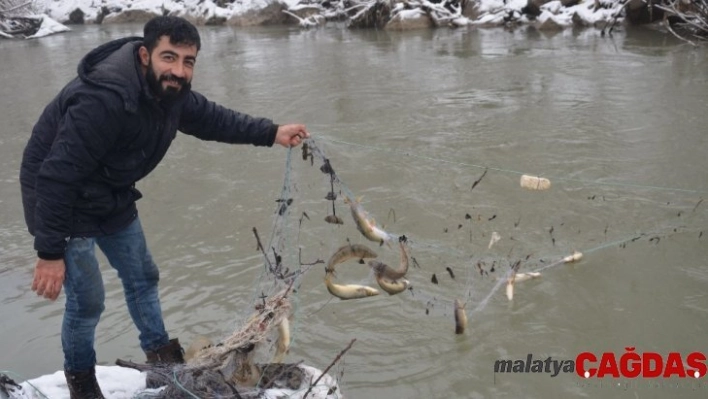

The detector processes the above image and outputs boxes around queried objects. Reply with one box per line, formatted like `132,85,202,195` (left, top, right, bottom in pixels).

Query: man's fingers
35,281,46,297
47,286,60,301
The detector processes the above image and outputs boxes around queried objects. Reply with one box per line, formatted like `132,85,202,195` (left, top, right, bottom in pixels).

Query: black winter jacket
20,37,279,260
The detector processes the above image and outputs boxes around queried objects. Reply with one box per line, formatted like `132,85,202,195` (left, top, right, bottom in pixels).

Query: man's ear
138,46,150,67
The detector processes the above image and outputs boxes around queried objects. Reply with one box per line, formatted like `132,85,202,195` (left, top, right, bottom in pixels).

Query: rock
205,16,227,25
102,9,161,24
228,2,289,26
523,0,553,17
68,8,85,24
624,0,664,25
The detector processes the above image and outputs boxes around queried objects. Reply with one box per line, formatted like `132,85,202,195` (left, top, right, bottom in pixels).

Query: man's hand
32,258,65,301
274,124,310,148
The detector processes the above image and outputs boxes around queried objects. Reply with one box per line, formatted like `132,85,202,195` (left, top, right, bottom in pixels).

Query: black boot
144,338,185,389
64,367,105,399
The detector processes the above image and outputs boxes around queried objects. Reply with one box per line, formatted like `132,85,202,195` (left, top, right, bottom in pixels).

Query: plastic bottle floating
520,175,552,191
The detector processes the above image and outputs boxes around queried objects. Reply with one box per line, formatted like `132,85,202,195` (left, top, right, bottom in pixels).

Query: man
19,16,309,398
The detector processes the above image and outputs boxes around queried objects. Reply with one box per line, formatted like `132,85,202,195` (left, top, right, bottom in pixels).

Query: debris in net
471,169,487,191
520,174,551,190
302,142,309,161
692,198,704,213
114,288,337,398
324,215,344,225
320,159,334,175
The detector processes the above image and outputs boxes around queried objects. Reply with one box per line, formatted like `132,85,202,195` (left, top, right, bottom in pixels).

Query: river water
1,24,707,398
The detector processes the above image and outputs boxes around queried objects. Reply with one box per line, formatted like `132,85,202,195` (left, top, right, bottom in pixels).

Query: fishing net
110,134,706,399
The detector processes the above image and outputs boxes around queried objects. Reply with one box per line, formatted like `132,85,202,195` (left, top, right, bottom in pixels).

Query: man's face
141,36,198,100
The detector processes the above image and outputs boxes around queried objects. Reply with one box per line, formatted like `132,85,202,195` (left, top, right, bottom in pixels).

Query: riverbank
2,0,629,39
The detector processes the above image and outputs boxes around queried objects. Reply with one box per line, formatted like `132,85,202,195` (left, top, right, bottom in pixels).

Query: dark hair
143,16,201,53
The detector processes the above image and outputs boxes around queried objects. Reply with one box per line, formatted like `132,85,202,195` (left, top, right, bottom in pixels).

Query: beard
145,62,191,100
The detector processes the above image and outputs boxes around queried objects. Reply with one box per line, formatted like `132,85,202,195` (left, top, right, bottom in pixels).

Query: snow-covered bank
2,0,707,40
0,13,69,39
32,0,626,32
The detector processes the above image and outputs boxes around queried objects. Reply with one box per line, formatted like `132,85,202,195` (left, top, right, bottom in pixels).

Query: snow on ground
3,364,340,399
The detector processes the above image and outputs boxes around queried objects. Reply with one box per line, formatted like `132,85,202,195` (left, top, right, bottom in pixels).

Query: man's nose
170,62,185,78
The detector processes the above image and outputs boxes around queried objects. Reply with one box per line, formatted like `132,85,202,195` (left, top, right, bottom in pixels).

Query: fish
514,272,541,283
454,299,467,334
324,272,380,300
272,318,290,363
325,243,378,273
374,273,410,295
506,270,541,301
563,251,583,263
344,196,394,246
184,335,214,362
506,277,514,301
367,241,409,280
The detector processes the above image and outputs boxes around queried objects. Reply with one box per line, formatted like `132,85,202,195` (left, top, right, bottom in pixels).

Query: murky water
1,24,708,398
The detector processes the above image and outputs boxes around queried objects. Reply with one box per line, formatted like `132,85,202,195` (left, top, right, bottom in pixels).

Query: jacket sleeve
178,91,278,147
33,92,122,259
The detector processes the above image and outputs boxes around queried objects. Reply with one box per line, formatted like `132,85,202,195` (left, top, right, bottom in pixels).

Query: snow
4,364,340,399
24,0,625,36
25,14,70,39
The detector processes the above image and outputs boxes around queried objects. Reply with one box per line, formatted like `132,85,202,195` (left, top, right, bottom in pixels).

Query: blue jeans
62,217,169,372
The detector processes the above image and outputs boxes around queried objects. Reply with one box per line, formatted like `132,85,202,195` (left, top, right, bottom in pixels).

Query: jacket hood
77,36,145,113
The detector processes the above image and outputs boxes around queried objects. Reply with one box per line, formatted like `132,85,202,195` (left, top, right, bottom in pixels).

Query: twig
115,358,153,371
664,14,698,45
471,168,487,191
0,1,32,14
299,247,325,266
601,0,630,37
252,227,275,272
303,339,356,399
